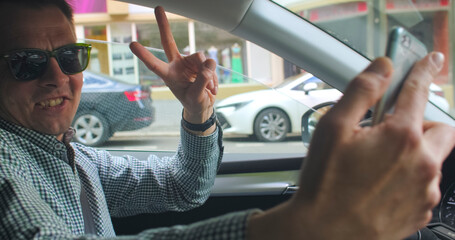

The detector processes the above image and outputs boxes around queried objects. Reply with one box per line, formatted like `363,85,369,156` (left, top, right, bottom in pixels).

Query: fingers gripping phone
372,27,428,125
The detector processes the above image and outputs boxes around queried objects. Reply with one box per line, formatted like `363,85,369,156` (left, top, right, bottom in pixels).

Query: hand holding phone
372,27,428,125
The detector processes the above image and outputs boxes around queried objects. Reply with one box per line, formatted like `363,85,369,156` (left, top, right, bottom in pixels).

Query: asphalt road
102,100,309,154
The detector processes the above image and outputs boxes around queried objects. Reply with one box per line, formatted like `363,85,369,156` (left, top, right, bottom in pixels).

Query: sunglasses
2,43,91,81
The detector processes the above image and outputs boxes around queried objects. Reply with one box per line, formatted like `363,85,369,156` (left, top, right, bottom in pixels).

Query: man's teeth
39,98,63,107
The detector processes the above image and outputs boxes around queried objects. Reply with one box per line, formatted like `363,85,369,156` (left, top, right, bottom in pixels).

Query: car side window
73,1,455,155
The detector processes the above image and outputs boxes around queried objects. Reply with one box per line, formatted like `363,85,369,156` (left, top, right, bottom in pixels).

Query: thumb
326,57,393,133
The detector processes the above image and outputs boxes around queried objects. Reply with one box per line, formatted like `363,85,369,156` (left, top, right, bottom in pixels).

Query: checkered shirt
0,118,256,239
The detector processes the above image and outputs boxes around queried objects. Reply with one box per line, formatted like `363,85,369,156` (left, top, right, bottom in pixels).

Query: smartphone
372,27,428,125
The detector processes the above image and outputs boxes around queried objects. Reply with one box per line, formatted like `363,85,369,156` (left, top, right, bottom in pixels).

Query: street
97,99,309,154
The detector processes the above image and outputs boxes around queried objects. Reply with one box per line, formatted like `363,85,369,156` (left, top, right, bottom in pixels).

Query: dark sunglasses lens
57,46,89,74
9,50,48,81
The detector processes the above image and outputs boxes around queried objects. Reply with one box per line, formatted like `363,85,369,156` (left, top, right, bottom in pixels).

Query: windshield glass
273,0,454,117
71,1,452,154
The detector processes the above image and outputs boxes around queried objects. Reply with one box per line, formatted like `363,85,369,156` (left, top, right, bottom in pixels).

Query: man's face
0,5,83,140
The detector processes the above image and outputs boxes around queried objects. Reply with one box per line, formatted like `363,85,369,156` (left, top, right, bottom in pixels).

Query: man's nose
38,57,69,87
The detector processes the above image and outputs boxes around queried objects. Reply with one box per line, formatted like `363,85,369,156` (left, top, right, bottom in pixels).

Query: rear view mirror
301,102,335,147
301,102,373,147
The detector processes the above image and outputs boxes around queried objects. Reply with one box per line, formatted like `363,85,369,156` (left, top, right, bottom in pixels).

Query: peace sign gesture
130,6,218,132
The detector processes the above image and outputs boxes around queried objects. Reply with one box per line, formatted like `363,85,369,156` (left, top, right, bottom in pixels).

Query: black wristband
181,109,217,132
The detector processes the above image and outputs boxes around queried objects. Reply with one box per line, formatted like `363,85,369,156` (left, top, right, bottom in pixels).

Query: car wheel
254,108,290,142
72,111,110,147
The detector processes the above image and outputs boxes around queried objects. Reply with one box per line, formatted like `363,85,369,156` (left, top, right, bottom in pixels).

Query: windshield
273,0,454,117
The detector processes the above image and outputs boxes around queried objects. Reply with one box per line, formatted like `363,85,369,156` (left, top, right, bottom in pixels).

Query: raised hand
130,6,218,127
248,53,455,240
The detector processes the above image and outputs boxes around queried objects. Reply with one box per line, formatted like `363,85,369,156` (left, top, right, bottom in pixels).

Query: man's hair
1,0,74,23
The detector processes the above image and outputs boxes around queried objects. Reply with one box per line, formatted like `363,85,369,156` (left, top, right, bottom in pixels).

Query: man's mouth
38,97,64,108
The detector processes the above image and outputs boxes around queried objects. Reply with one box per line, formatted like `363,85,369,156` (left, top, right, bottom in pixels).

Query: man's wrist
181,109,217,132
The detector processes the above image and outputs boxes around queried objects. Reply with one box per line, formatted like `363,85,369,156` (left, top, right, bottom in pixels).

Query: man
1,1,454,240
0,0,223,238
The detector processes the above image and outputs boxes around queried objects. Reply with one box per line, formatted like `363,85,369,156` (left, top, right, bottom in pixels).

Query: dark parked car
72,71,155,146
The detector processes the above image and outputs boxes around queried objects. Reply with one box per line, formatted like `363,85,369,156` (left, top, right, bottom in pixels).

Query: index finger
129,42,168,79
393,52,445,128
155,6,181,61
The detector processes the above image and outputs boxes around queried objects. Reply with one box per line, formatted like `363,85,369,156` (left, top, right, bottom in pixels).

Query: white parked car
215,73,342,142
429,84,450,112
217,73,450,143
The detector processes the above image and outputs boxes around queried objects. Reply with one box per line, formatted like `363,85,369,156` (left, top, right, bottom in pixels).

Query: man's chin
35,125,71,140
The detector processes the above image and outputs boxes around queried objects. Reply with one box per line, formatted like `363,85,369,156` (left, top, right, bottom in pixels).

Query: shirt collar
63,127,76,145
0,117,74,151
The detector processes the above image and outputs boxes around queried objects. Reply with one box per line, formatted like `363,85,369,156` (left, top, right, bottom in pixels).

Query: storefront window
194,22,248,84
136,22,189,87
110,23,136,84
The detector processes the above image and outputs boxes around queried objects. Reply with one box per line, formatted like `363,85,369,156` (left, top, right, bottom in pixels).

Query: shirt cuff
179,123,224,163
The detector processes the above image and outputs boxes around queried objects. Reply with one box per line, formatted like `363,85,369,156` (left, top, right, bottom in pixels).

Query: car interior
72,0,455,239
